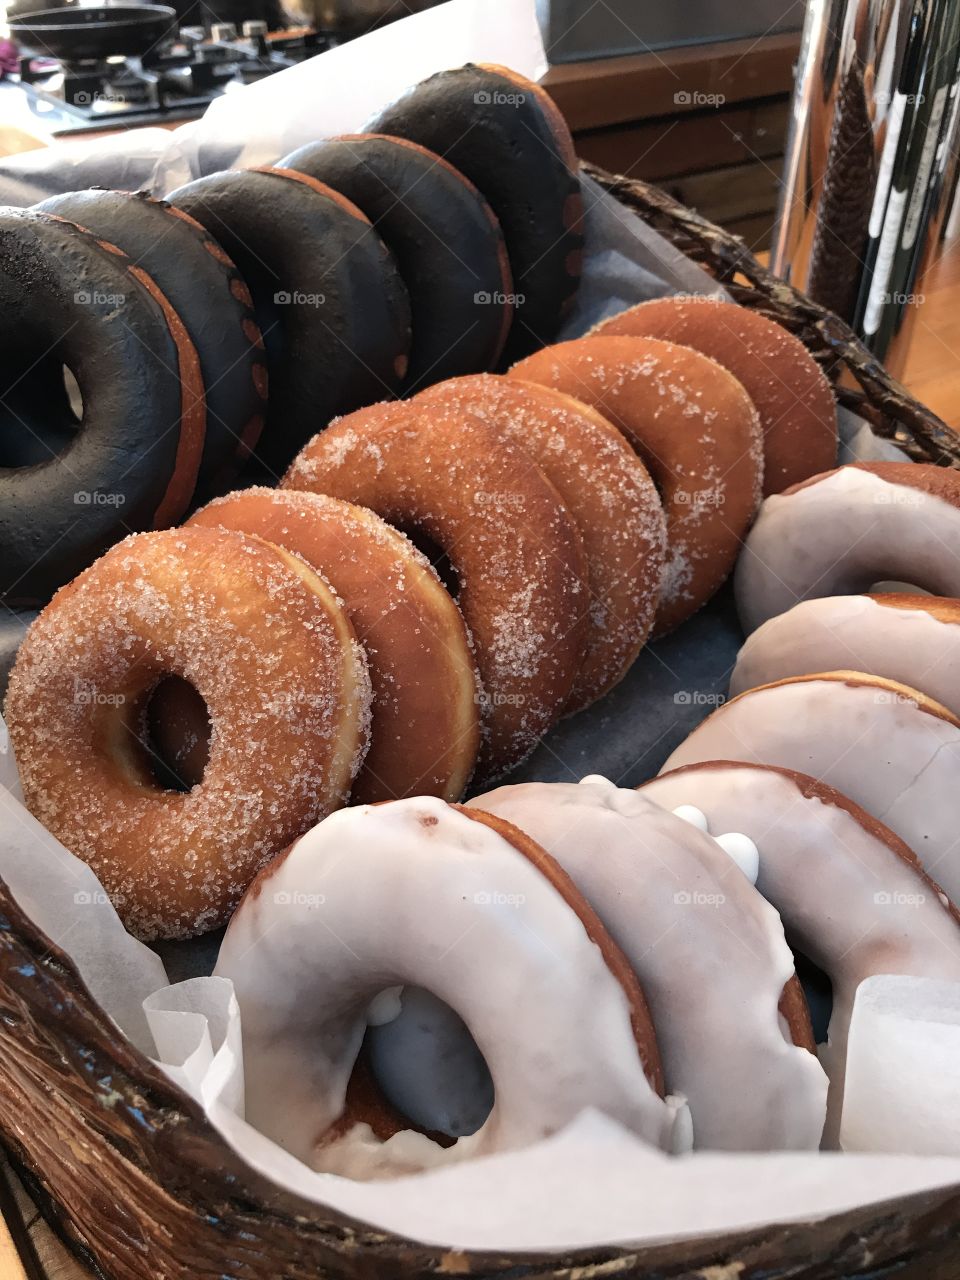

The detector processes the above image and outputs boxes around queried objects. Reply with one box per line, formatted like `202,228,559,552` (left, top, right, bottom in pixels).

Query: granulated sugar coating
509,334,764,636
593,296,837,495
283,404,589,782
3,526,372,941
417,375,667,713
188,487,481,803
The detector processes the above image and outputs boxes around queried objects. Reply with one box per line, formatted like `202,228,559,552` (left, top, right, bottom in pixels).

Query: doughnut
167,167,411,473
0,209,205,604
372,63,583,361
415,374,666,711
592,297,837,494
510,334,763,634
660,671,960,904
282,402,588,779
731,594,960,713
278,134,513,388
181,487,479,802
3,527,371,940
641,761,960,1142
447,779,824,1150
213,796,683,1178
35,188,267,492
736,462,960,634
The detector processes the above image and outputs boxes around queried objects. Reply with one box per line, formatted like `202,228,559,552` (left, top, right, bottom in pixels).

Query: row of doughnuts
0,63,583,605
3,291,841,939
213,749,960,1176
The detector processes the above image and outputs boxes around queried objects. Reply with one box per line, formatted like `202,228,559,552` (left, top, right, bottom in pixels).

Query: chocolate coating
0,209,201,604
36,189,268,494
280,134,513,389
168,167,411,473
373,63,583,362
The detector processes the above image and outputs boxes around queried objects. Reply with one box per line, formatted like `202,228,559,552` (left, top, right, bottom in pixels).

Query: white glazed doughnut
213,796,682,1178
641,762,960,1142
372,780,827,1151
735,463,960,634
731,594,960,716
660,672,960,903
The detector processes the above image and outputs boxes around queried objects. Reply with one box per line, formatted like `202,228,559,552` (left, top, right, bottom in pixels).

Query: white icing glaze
660,676,960,904
466,782,827,1151
213,796,679,1178
642,763,960,1143
731,594,960,717
735,467,960,633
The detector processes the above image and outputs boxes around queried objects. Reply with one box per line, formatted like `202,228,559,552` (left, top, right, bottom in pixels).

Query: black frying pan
9,5,177,60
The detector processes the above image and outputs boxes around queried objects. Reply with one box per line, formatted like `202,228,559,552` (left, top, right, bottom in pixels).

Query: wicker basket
3,164,960,1280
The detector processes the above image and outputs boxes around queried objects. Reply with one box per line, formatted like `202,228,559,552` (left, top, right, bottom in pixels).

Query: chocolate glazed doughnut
373,63,583,361
279,134,513,389
167,167,411,473
36,189,268,493
0,209,205,605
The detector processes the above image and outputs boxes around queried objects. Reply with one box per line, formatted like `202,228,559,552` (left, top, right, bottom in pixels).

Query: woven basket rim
4,163,960,1279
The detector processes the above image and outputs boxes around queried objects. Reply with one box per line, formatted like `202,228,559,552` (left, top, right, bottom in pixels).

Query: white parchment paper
0,0,957,1254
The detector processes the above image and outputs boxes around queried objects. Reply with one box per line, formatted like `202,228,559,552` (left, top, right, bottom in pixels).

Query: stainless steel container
773,0,960,366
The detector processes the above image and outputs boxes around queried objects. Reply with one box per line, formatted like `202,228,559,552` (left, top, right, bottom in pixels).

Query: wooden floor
896,246,960,428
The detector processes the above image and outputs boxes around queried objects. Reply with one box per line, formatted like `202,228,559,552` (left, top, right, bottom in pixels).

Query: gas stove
14,25,337,134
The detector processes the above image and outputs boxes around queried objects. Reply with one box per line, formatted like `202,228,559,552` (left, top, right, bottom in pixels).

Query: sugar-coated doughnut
167,167,411,473
459,780,827,1150
660,671,960,904
35,189,267,492
641,762,960,1142
213,797,681,1178
372,63,583,360
592,297,837,494
415,374,666,711
510,335,763,633
731,594,960,714
4,527,371,940
0,210,205,604
278,134,513,387
736,462,960,634
185,487,480,802
282,402,588,779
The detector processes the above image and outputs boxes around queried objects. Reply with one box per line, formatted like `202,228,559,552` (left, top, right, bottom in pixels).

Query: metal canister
773,0,960,367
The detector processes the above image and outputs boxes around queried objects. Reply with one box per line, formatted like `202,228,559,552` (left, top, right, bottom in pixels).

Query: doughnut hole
140,676,212,792
0,353,83,467
394,525,460,599
362,986,494,1139
792,951,833,1046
